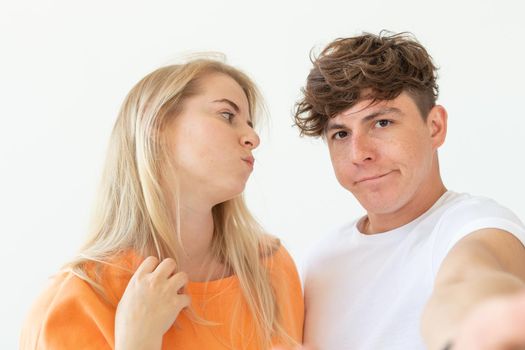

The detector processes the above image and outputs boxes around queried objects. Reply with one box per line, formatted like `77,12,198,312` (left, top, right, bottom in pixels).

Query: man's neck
362,180,447,235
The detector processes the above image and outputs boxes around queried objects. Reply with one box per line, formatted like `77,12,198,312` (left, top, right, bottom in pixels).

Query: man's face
325,92,446,216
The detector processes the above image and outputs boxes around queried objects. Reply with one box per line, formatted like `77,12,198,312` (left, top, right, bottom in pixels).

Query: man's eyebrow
326,107,403,132
361,107,403,122
326,123,348,132
212,98,240,113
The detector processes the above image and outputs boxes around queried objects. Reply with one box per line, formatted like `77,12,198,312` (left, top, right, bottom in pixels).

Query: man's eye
220,111,234,121
375,120,392,128
333,131,348,140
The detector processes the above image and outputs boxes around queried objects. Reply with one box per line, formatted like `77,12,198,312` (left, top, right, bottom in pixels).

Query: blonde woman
21,59,304,349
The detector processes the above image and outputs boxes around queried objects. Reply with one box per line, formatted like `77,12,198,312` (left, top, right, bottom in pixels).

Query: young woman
21,59,304,349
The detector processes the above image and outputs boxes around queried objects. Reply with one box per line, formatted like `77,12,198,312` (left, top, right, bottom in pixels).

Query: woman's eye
333,131,348,140
375,119,392,128
220,111,234,121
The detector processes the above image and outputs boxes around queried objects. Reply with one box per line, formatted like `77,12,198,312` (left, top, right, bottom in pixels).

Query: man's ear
427,105,448,149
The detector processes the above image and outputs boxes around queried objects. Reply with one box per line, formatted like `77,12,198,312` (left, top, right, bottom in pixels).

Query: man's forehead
329,99,390,125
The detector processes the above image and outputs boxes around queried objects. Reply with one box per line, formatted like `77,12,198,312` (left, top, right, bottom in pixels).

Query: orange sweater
21,246,304,349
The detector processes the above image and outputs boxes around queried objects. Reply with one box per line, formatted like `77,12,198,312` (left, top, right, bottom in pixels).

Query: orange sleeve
20,272,116,350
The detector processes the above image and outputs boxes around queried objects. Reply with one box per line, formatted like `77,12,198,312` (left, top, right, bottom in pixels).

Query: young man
294,32,525,350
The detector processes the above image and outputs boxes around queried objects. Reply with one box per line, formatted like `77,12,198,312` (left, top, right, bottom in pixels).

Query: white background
2,0,524,347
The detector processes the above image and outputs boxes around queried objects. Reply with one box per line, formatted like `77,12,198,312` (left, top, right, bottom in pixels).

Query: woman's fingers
116,256,192,346
154,258,177,279
174,294,191,313
134,256,159,278
131,256,190,307
135,257,179,280
169,271,189,292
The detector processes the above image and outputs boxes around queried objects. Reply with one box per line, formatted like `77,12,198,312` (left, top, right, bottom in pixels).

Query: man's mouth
355,171,394,184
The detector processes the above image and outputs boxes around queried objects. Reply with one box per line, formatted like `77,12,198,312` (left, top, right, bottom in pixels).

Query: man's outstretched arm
421,228,525,350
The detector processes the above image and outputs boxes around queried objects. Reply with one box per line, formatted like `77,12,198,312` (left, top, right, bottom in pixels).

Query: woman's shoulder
24,269,104,320
260,235,305,342
20,270,109,349
20,253,139,349
259,235,299,280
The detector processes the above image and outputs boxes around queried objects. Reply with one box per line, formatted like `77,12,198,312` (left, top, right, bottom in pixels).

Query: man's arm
421,228,525,350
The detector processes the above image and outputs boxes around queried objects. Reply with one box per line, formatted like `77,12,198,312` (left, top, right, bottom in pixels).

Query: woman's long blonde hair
66,59,294,349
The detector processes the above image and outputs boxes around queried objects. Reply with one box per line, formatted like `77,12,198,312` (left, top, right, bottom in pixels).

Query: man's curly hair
294,31,439,137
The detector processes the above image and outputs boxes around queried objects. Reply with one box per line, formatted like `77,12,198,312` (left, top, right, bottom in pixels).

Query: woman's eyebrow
212,98,240,113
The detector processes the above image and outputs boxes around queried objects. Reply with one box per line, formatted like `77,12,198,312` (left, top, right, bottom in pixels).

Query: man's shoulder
316,219,357,247
430,192,525,274
437,192,523,228
428,191,525,250
301,219,360,270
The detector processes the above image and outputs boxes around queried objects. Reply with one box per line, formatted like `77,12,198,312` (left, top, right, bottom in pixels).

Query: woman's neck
174,202,231,282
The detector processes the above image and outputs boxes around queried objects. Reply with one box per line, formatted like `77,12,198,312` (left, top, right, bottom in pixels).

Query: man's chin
356,194,403,215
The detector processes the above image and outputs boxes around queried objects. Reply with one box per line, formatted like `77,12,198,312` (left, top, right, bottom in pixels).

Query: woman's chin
214,185,247,205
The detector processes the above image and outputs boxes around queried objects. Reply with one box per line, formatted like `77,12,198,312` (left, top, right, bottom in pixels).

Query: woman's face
164,73,260,206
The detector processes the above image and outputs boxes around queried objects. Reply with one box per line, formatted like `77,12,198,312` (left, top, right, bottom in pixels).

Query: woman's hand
115,256,190,350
